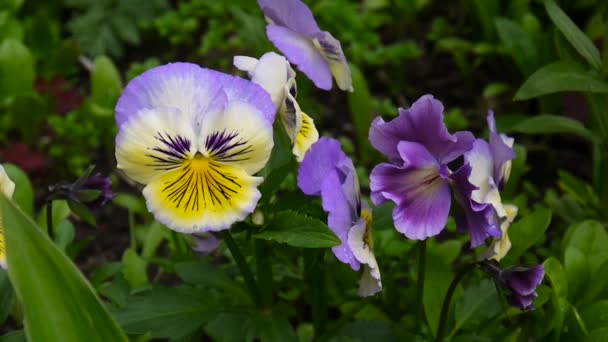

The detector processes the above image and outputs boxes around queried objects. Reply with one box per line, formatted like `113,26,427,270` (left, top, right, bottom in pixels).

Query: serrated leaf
544,0,602,70
510,114,595,141
0,194,128,342
514,61,608,100
254,211,340,248
452,279,501,335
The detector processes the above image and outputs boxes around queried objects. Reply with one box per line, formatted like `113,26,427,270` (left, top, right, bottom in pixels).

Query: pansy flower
115,63,276,233
368,95,476,241
234,52,319,161
257,0,353,91
481,260,544,311
0,164,15,269
457,111,517,253
298,138,381,296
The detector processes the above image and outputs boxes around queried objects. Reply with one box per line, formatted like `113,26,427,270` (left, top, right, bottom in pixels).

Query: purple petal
116,63,276,127
451,164,501,248
321,169,360,270
370,161,451,240
266,25,332,90
297,137,347,195
487,111,515,188
193,234,221,254
368,95,474,163
506,265,545,296
507,292,538,311
258,0,320,36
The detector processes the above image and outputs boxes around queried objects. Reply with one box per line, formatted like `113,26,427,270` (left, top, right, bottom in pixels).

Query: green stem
255,239,273,307
435,263,477,342
415,240,427,328
223,231,262,308
46,200,53,240
170,230,185,258
305,249,327,341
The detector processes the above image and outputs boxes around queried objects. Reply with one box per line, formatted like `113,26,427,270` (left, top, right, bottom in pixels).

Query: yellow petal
293,112,319,162
143,156,263,233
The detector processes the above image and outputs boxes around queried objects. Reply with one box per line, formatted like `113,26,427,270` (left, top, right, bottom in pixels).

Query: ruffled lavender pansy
460,111,517,253
482,261,544,311
257,0,353,92
298,138,381,296
234,52,319,161
368,95,475,241
115,63,276,233
0,164,15,269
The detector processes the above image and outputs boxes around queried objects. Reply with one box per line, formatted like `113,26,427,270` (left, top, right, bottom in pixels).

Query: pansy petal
248,52,290,109
348,218,382,296
321,170,359,270
313,31,353,92
487,111,515,188
267,25,332,90
257,0,320,36
369,95,474,162
298,137,347,195
485,204,518,261
507,265,545,296
293,112,319,162
216,74,277,126
116,63,227,127
279,93,302,142
116,107,197,185
464,139,494,204
143,160,263,233
370,162,451,240
233,56,259,74
199,101,274,175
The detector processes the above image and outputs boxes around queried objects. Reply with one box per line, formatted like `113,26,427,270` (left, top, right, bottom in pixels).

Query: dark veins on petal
205,129,252,162
147,132,192,170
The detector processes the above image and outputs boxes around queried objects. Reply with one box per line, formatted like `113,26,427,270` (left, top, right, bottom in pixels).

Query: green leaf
544,257,568,299
0,330,25,342
121,248,148,288
544,0,602,70
113,193,150,217
68,200,96,226
563,220,608,276
0,39,35,100
348,64,374,161
254,210,340,248
113,287,216,339
175,260,250,303
495,17,538,76
37,200,71,234
580,300,608,331
91,55,123,109
0,269,15,325
510,114,595,141
0,194,128,342
452,279,501,336
563,247,588,301
3,164,33,216
503,207,552,264
423,240,463,337
514,62,608,100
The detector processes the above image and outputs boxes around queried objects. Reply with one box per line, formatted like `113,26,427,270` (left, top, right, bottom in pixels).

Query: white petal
0,165,15,199
233,56,259,74
348,218,382,297
199,101,274,175
465,139,494,204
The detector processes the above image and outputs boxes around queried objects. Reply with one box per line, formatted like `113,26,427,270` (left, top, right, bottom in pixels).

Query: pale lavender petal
116,63,276,127
313,31,353,91
321,169,360,270
368,95,474,163
370,161,451,240
487,111,515,188
192,234,221,254
266,25,332,90
297,137,347,195
258,0,320,36
451,164,501,248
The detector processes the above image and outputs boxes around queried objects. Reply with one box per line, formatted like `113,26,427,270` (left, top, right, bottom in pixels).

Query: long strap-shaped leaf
0,195,128,342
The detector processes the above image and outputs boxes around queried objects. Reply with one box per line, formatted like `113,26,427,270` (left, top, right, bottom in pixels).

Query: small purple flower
257,0,353,91
368,95,476,241
48,168,114,211
481,261,544,311
298,137,381,296
80,174,114,209
192,233,221,254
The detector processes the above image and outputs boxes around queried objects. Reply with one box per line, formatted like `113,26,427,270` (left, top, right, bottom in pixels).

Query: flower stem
435,263,477,342
46,200,53,240
305,249,327,341
222,230,262,308
255,239,273,307
415,240,427,328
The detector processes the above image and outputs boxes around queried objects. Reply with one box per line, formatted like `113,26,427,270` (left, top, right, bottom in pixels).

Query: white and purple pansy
298,137,382,296
115,63,276,233
368,95,481,242
234,52,319,161
257,0,353,91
